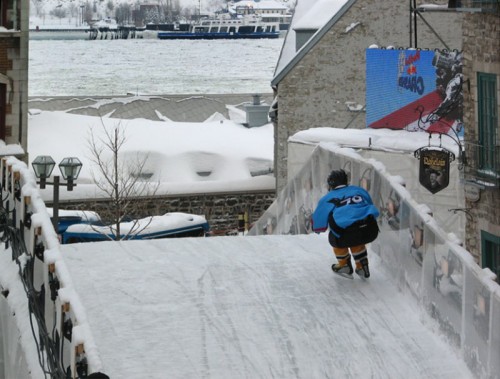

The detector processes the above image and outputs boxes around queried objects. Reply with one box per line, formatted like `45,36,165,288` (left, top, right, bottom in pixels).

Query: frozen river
29,38,284,96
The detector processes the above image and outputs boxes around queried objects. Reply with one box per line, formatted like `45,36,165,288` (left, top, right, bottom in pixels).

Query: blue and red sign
366,48,463,136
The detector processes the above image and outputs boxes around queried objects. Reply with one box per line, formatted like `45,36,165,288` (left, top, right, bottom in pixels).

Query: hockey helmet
327,169,348,190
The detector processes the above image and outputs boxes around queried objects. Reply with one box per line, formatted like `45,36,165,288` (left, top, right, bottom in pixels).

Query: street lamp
32,155,83,233
31,155,55,189
59,157,83,191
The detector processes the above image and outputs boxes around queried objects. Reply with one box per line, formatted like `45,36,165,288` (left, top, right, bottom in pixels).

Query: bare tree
106,0,114,17
50,6,67,21
84,1,93,24
87,121,160,241
30,0,45,18
115,3,131,24
68,3,78,19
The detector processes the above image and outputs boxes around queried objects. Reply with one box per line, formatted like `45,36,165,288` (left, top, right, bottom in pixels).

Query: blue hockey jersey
312,185,379,234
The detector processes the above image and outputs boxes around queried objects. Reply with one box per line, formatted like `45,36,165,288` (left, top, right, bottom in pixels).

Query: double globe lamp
31,155,83,232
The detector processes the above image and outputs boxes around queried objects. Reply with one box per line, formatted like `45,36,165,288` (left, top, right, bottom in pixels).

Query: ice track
61,234,473,379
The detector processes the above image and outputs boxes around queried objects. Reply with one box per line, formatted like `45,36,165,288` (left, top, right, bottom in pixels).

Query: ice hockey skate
355,258,370,279
331,259,354,279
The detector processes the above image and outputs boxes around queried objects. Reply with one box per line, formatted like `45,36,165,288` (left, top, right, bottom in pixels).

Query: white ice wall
250,143,500,378
0,297,33,379
287,138,465,240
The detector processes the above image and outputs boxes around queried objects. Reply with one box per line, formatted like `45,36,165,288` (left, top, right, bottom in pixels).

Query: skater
312,169,380,278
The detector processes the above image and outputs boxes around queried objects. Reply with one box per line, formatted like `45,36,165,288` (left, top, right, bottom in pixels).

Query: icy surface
61,234,473,379
29,39,283,97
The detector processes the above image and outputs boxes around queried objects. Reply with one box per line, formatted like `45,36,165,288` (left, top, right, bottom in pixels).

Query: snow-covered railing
0,156,106,378
249,143,500,378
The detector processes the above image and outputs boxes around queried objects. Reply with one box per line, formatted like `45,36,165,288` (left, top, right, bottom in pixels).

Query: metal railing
0,157,107,378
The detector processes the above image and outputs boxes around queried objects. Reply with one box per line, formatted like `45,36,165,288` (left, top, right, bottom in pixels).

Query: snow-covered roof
65,212,208,237
293,0,348,30
418,3,449,10
91,18,118,29
273,0,354,82
53,209,101,222
232,0,289,11
0,139,24,156
27,109,275,201
290,126,460,156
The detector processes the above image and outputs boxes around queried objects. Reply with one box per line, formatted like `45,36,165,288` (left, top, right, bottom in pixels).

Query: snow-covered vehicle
61,212,209,244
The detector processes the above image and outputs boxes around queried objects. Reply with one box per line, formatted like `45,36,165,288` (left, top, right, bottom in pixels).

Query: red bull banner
366,48,463,136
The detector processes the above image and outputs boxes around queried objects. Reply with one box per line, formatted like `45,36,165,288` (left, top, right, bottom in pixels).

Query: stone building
271,0,463,193
460,1,499,278
0,0,29,152
271,0,499,278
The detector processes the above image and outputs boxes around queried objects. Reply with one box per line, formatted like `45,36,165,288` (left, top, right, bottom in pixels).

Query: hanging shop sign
414,147,455,194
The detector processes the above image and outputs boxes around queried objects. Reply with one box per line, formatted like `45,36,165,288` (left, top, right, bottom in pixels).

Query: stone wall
462,11,500,262
51,191,276,235
275,0,463,192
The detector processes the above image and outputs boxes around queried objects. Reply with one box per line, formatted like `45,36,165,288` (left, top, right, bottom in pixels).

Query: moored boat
29,26,91,40
157,15,280,40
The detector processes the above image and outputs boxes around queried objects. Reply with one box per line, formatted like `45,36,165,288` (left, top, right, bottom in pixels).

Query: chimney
245,94,270,127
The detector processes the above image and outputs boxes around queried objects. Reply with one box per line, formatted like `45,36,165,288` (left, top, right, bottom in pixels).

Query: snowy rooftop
290,126,460,155
293,0,348,30
27,109,275,201
274,0,348,76
232,0,289,11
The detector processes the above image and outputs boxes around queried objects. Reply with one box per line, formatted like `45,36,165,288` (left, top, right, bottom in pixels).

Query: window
1,0,17,29
481,231,500,283
471,0,499,12
0,83,5,141
477,72,498,178
0,0,8,27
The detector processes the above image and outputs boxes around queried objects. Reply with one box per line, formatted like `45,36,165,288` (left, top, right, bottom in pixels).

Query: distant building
229,0,292,29
0,0,29,154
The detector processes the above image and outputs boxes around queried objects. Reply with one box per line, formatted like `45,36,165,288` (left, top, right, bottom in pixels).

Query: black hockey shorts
328,215,379,248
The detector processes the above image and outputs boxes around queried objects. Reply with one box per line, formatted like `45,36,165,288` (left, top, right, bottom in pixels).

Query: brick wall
462,12,500,261
0,0,29,150
0,39,14,72
0,37,14,139
50,191,276,235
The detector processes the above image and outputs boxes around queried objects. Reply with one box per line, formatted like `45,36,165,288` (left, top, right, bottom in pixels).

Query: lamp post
32,155,83,233
80,4,85,26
